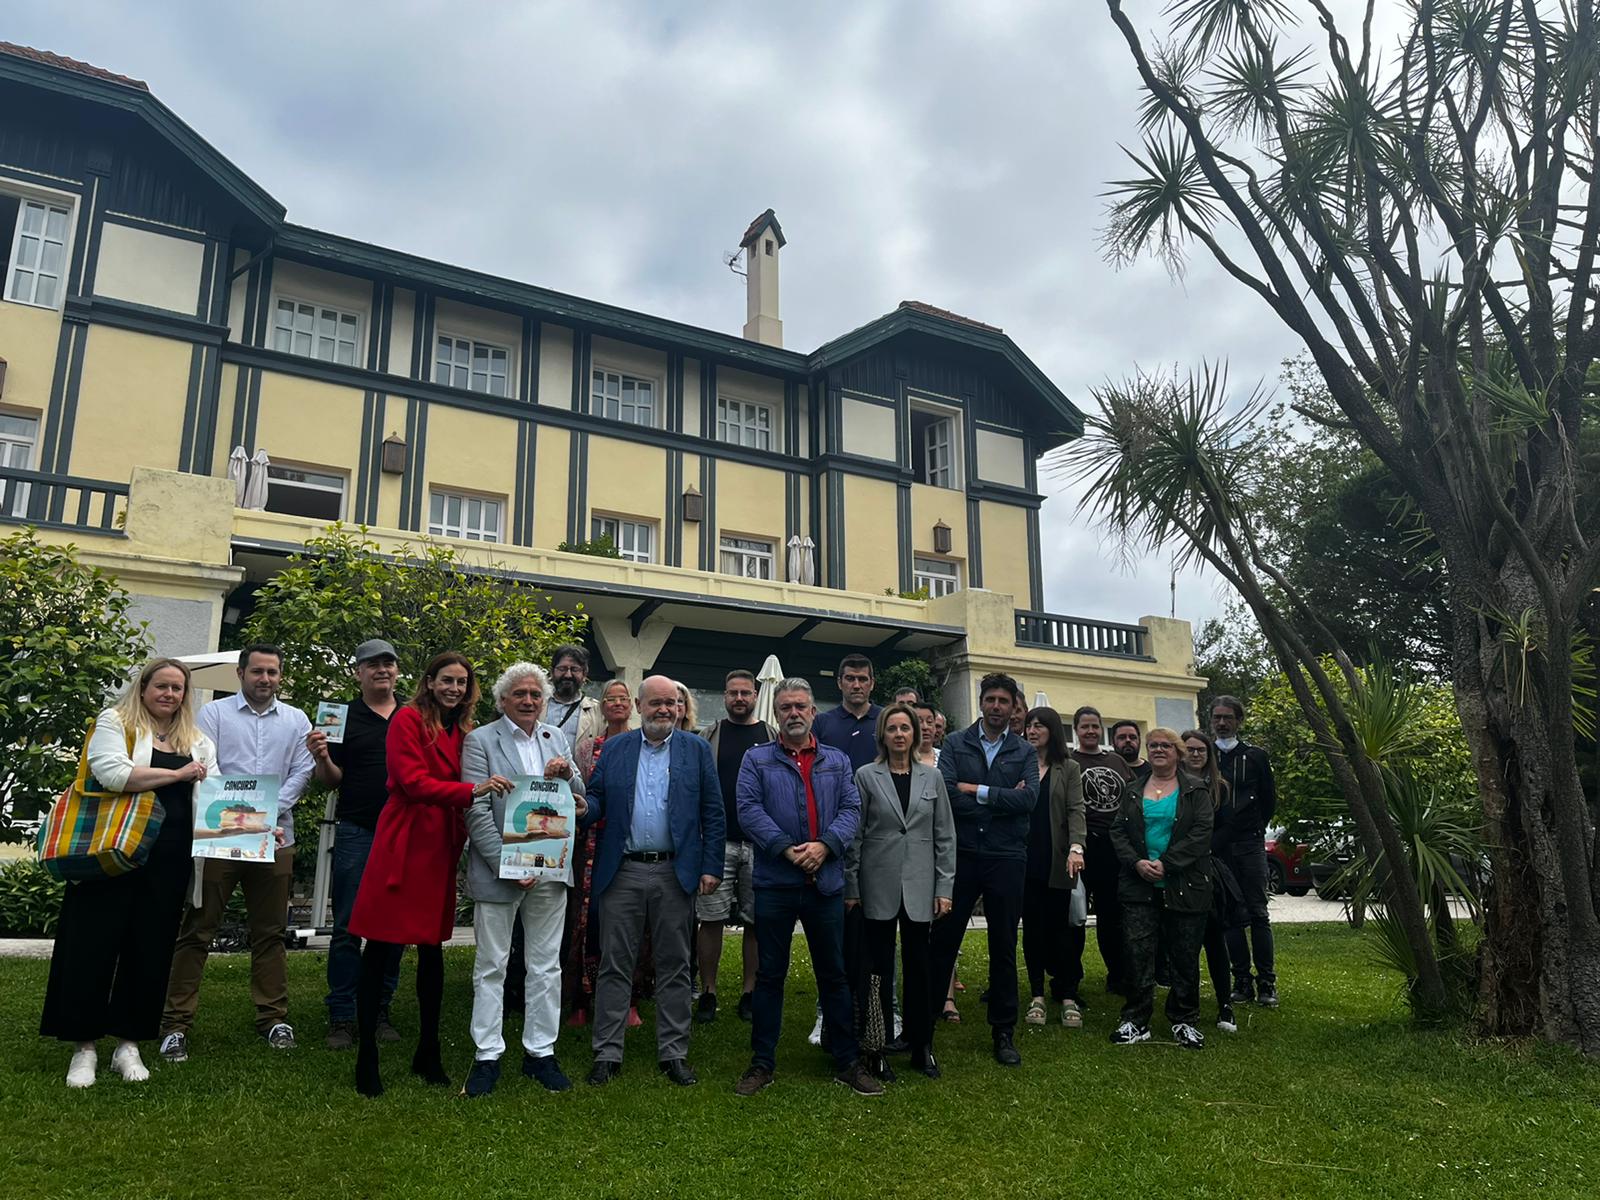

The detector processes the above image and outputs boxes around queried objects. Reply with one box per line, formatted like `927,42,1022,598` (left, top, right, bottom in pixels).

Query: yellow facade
842,475,900,594
69,327,190,477
978,499,1031,602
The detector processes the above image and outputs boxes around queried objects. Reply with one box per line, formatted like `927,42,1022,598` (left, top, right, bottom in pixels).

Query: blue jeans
325,821,402,1021
751,886,858,1071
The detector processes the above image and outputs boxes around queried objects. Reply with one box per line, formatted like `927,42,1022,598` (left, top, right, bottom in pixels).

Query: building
0,42,1203,731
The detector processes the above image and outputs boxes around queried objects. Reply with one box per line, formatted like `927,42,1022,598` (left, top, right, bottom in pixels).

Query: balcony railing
1015,609,1152,660
0,467,128,534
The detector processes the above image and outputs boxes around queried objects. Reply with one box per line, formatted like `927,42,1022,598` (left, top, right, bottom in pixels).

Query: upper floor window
4,196,70,310
429,489,503,542
913,556,960,598
436,334,510,396
265,463,346,521
0,409,39,517
592,514,655,563
592,369,656,427
720,534,775,580
272,299,360,366
717,397,772,450
911,403,962,489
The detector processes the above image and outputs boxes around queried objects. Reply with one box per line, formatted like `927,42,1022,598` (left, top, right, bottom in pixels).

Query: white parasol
227,445,249,506
242,448,271,509
799,535,817,586
754,653,785,727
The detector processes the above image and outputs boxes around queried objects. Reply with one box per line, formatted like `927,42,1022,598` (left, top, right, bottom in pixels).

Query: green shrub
0,857,66,937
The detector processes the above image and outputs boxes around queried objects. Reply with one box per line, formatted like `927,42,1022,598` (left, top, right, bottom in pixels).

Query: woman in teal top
1106,727,1213,1049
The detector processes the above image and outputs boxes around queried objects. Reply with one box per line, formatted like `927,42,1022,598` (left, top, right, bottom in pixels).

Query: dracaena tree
1096,0,1600,1053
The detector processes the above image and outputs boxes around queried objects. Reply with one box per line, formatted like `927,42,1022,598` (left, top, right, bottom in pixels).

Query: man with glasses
694,670,774,1024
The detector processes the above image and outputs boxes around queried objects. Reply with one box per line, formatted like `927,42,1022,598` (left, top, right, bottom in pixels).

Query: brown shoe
834,1058,885,1096
734,1063,774,1096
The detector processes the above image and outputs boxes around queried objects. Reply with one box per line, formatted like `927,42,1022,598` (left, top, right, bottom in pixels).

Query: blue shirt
976,724,1006,803
1143,786,1179,887
627,733,673,852
813,703,882,773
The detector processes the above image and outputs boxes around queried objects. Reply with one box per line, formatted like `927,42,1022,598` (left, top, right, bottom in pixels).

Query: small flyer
313,701,349,744
498,775,576,881
193,774,280,861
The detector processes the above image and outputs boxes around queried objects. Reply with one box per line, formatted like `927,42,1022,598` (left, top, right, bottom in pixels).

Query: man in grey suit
461,663,586,1097
846,702,956,1078
580,676,724,1088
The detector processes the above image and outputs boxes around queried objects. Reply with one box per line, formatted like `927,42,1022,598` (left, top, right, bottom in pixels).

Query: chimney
739,209,785,347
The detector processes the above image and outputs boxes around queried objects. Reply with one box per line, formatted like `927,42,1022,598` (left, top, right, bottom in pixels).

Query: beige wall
532,426,569,547
980,500,1032,602
388,288,415,376
840,396,896,461
587,434,666,541
909,482,967,588
67,327,190,478
538,324,573,407
0,301,62,429
251,371,367,517
713,461,788,571
842,474,899,594
975,428,1026,487
93,222,205,314
421,405,520,535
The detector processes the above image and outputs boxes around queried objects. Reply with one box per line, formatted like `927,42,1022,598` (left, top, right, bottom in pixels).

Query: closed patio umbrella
242,449,271,509
799,536,817,586
754,654,784,727
227,445,249,506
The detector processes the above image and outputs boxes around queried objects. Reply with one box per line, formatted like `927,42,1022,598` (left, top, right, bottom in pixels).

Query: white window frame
264,461,348,522
910,399,963,490
271,296,362,366
716,396,774,450
591,514,656,564
719,533,776,580
0,408,40,518
913,556,961,598
428,488,504,542
3,185,77,311
435,332,511,397
591,367,658,427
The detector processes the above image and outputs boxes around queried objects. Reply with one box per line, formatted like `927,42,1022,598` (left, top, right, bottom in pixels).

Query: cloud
9,0,1381,637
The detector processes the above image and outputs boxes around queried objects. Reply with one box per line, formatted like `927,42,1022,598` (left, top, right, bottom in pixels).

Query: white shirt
197,693,315,846
500,714,565,776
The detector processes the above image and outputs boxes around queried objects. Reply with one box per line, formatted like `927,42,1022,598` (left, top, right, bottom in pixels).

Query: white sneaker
110,1042,150,1082
1172,1022,1206,1050
66,1046,97,1088
807,1013,824,1046
266,1022,296,1050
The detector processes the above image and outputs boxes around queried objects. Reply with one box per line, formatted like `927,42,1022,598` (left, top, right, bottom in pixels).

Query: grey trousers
592,860,695,1064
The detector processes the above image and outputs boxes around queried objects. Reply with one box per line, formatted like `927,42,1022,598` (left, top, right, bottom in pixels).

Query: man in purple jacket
732,677,882,1098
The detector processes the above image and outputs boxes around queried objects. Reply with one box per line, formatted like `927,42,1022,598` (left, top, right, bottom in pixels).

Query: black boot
911,1046,941,1079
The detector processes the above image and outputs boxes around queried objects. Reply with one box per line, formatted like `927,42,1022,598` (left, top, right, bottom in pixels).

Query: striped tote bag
36,719,166,881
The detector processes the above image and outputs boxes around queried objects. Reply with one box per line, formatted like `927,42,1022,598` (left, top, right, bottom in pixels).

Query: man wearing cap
306,639,406,1050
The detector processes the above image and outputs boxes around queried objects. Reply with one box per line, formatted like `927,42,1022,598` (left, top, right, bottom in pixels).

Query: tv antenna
723,249,747,278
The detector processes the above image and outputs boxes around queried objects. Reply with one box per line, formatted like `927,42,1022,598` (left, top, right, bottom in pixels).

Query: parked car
1265,826,1312,896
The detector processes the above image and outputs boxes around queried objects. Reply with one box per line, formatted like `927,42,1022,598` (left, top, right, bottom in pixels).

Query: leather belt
624,850,675,863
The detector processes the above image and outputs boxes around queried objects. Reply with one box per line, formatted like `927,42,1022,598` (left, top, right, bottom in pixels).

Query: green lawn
1,924,1595,1199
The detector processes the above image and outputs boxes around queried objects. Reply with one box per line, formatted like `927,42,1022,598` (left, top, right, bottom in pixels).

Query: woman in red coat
351,651,510,1098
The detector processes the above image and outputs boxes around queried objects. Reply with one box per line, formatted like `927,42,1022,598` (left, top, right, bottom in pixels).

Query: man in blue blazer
580,675,724,1088
927,672,1040,1067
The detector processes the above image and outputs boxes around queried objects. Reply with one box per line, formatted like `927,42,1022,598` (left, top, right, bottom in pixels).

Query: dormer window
910,400,962,490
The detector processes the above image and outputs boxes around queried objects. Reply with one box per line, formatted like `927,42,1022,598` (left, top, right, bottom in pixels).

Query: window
716,397,773,450
592,515,655,563
272,299,360,365
435,334,510,396
5,197,70,309
429,490,503,542
265,463,346,521
591,369,656,427
720,535,775,580
0,410,38,517
911,404,961,489
913,556,960,598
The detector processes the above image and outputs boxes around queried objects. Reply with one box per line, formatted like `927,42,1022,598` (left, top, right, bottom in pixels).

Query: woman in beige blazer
845,703,955,1080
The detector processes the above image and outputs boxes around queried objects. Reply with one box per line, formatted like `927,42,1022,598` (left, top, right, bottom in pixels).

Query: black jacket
1216,740,1276,845
938,722,1040,859
1108,772,1214,914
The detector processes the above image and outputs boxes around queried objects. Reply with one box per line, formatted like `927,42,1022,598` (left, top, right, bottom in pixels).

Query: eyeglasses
1146,741,1177,751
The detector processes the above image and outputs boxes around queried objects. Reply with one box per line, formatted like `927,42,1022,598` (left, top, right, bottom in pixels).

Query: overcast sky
11,0,1397,635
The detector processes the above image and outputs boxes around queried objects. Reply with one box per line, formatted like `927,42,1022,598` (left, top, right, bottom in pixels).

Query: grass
1,924,1597,1199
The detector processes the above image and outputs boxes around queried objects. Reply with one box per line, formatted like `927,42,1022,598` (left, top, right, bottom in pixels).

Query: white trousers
470,882,567,1060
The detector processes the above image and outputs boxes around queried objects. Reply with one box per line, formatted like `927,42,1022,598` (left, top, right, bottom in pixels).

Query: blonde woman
674,681,699,733
40,658,219,1088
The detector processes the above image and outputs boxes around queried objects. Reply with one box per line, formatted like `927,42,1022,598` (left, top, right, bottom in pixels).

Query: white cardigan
87,707,220,902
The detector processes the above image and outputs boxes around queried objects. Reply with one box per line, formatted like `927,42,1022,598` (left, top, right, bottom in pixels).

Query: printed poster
313,701,349,744
498,775,576,881
192,774,279,862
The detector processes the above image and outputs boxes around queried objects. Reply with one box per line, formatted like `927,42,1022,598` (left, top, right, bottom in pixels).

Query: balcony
1014,609,1152,660
0,466,127,534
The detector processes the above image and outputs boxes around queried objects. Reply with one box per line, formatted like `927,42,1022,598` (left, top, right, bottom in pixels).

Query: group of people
39,639,1277,1096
